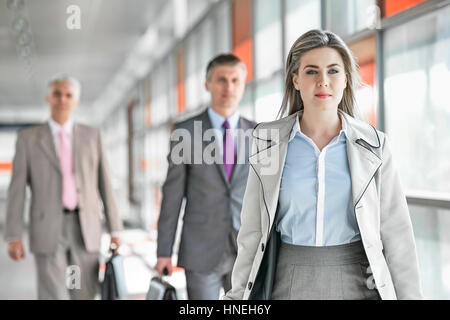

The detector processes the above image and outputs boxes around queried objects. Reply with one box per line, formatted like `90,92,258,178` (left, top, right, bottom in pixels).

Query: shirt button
261,243,265,252
248,282,253,290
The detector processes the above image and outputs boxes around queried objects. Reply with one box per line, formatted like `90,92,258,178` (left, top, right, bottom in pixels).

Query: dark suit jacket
157,108,256,272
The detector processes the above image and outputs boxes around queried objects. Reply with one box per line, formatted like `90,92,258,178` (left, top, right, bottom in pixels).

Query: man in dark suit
155,54,256,299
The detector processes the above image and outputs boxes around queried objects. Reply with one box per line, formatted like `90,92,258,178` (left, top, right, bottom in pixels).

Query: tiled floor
0,228,187,300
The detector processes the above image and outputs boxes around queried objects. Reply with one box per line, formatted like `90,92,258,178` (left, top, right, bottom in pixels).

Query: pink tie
222,120,236,181
59,128,78,210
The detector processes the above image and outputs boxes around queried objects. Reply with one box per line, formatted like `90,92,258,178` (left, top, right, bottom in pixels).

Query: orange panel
176,46,186,113
232,40,254,82
349,36,375,66
359,62,375,87
384,0,427,17
232,0,253,83
0,162,12,173
232,0,252,44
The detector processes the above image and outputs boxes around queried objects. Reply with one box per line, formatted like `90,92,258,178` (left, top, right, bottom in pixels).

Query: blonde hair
278,29,362,118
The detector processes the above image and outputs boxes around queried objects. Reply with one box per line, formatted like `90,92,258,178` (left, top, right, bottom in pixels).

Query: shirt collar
48,117,73,136
289,111,347,142
207,106,240,130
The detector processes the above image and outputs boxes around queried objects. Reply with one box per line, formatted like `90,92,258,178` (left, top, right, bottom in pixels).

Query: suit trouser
34,213,100,300
185,228,238,300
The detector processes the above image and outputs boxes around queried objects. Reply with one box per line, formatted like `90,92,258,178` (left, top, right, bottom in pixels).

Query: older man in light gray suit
155,54,256,300
5,75,123,300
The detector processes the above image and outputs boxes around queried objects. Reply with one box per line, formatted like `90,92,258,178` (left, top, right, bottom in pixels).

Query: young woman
223,29,423,300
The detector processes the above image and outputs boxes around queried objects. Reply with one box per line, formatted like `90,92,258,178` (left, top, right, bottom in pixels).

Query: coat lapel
39,124,61,173
346,140,382,207
340,111,382,207
229,117,254,184
249,113,297,228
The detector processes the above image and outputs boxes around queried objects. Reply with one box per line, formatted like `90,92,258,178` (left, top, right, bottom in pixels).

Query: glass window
0,132,16,188
132,133,146,205
146,127,169,184
150,62,170,125
239,85,255,121
326,0,376,37
409,204,450,299
383,5,450,196
254,0,282,80
185,33,201,110
133,91,146,133
349,36,377,126
255,75,283,123
213,0,231,55
284,0,321,61
168,54,178,119
199,18,214,106
187,0,212,29
143,126,169,232
355,62,377,126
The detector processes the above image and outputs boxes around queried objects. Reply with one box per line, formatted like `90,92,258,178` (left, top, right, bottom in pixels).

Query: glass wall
284,0,321,60
143,126,170,235
213,0,232,54
102,102,133,224
185,31,202,111
326,0,376,37
239,84,255,120
150,61,171,125
255,75,283,123
382,4,450,299
410,204,450,299
383,6,450,196
254,0,282,80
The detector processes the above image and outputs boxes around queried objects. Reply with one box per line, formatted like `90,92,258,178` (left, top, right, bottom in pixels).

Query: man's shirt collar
207,107,240,130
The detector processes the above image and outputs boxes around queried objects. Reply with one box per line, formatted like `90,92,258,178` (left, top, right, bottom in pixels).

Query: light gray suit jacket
157,108,256,273
5,122,123,254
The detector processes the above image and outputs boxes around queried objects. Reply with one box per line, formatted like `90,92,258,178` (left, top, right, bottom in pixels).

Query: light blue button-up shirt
276,114,361,246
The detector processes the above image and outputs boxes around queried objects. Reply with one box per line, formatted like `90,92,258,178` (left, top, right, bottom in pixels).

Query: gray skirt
271,240,381,300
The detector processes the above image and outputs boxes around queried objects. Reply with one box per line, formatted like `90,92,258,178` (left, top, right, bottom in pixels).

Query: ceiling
0,0,212,125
